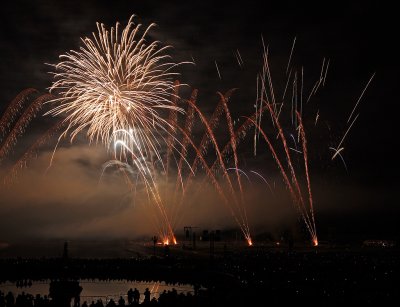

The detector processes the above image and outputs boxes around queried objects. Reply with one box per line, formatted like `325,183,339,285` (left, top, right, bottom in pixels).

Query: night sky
0,0,398,243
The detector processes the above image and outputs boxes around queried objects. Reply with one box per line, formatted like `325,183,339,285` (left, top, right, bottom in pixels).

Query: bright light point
173,237,177,245
163,239,169,246
313,238,319,247
114,140,125,149
247,239,253,246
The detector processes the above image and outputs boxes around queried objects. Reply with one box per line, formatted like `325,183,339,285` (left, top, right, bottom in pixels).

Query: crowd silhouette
1,246,399,305
0,287,207,307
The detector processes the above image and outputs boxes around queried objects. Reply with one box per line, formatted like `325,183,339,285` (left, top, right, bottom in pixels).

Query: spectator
143,288,151,304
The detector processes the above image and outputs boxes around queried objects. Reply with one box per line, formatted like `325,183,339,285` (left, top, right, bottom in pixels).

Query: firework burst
47,15,183,156
46,15,187,243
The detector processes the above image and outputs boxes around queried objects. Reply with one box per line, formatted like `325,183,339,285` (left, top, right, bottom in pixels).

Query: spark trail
0,94,53,164
47,15,185,243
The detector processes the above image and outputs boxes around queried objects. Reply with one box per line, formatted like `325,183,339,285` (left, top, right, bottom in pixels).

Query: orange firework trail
219,92,249,236
249,39,324,245
265,103,306,208
296,111,317,245
136,85,254,245
174,124,249,241
165,81,180,179
0,94,53,164
183,96,253,243
178,96,269,245
184,90,234,179
169,90,197,229
267,102,317,243
3,119,66,185
164,89,255,243
0,88,38,139
199,105,270,241
174,90,233,211
176,126,228,204
184,98,239,204
174,90,197,197
245,113,317,245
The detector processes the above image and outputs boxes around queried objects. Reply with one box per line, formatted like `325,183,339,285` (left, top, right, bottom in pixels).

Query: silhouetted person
74,293,81,307
117,296,125,306
133,288,140,304
158,290,167,305
34,294,42,306
43,295,50,306
106,299,116,307
127,288,133,305
5,292,14,307
150,297,157,305
50,280,82,307
82,302,88,307
0,292,5,307
143,288,150,304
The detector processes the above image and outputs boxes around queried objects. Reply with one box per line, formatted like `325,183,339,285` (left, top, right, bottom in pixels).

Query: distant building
201,230,209,241
63,241,69,259
362,240,396,248
215,230,221,241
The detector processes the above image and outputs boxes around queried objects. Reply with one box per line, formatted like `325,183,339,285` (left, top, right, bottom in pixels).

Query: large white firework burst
47,15,183,161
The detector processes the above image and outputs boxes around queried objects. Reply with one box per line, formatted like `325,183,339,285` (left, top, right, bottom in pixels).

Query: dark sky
0,0,398,243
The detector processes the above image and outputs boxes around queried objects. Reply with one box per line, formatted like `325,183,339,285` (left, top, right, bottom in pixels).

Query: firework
43,15,325,246
0,11,375,251
3,120,65,185
0,88,38,139
247,43,320,245
0,94,53,164
47,15,183,152
331,73,375,169
46,15,187,243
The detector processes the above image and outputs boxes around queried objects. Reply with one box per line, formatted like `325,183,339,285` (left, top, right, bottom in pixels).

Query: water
0,279,193,304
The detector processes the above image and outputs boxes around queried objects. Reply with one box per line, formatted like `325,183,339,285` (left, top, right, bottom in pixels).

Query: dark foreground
1,246,399,306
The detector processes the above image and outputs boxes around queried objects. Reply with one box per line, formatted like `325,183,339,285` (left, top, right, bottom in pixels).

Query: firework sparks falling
0,94,53,163
46,15,188,243
47,15,184,152
3,120,66,185
0,88,38,140
215,61,222,80
347,73,375,123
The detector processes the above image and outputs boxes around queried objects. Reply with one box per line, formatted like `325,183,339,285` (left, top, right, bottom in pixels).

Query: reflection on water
0,279,193,304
